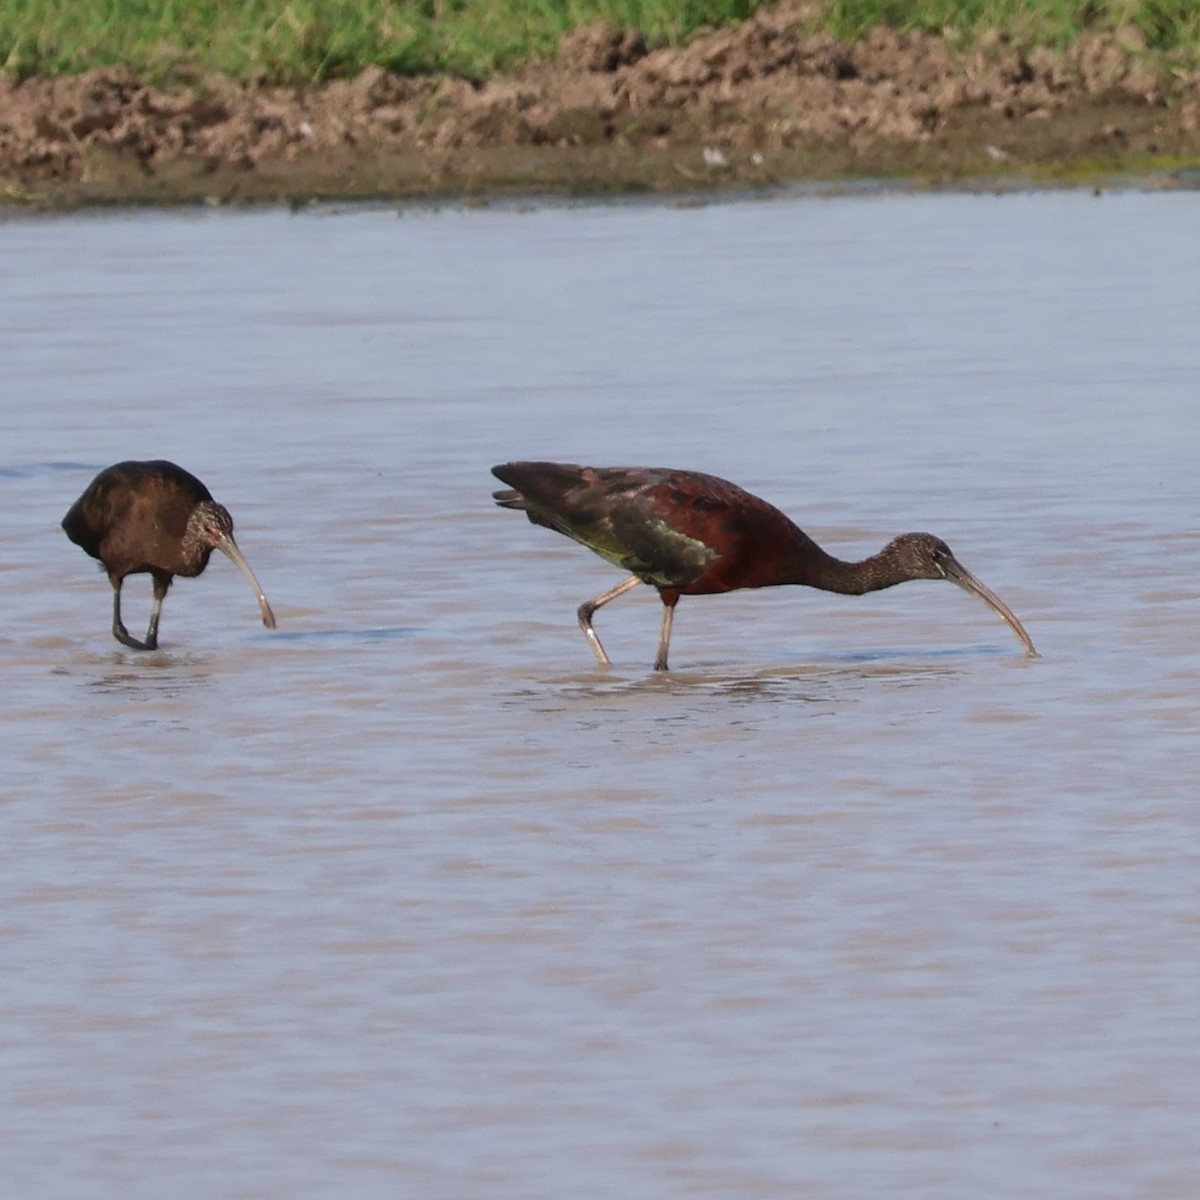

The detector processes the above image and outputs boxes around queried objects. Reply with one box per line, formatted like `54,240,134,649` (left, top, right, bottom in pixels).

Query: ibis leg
144,574,171,651
577,575,642,667
111,580,154,652
653,598,678,672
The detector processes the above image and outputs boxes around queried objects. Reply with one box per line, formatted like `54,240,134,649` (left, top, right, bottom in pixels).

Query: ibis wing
620,472,814,593
62,461,212,568
61,470,136,557
608,498,718,586
492,463,738,586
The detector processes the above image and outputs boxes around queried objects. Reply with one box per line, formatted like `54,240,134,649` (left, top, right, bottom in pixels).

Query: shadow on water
812,642,1032,665
504,647,982,712
0,461,98,481
265,626,418,645
65,653,216,700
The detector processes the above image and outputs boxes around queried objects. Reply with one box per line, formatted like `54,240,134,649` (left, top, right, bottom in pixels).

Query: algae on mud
1,0,1199,209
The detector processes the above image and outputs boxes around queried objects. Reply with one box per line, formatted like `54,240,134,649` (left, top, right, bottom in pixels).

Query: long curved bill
944,556,1038,657
217,534,277,630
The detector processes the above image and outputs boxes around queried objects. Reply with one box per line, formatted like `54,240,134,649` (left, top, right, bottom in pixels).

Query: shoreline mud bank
3,2,1199,209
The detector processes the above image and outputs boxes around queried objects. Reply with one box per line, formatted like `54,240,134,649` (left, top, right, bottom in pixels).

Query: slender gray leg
144,575,170,651
576,574,642,667
653,601,677,672
111,580,153,651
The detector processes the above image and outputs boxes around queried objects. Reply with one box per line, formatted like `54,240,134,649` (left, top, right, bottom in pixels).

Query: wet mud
2,1,1200,209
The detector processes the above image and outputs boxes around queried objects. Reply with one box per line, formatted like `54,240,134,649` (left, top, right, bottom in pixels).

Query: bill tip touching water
62,459,276,651
492,460,1039,670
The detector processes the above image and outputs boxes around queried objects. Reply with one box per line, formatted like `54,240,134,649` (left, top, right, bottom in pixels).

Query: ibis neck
786,544,909,595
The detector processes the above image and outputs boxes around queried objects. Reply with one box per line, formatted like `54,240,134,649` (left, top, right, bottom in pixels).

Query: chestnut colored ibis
492,461,1038,670
62,460,276,651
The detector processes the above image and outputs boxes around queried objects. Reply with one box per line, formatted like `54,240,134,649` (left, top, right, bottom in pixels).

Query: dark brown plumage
492,461,1038,670
62,460,276,650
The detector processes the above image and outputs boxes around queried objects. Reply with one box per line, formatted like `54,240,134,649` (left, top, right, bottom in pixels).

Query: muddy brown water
2,191,1198,1197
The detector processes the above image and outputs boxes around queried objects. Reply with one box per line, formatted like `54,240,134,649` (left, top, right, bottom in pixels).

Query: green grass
0,0,763,82
826,0,1200,50
1,0,1197,84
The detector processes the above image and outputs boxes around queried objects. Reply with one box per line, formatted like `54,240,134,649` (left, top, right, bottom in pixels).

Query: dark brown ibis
492,461,1038,670
62,460,276,651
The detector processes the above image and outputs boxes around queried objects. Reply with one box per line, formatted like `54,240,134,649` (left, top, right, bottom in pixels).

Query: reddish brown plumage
492,461,1038,670
63,460,276,651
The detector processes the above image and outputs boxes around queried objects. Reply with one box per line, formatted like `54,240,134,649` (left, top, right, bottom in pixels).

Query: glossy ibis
62,460,276,650
492,461,1038,670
